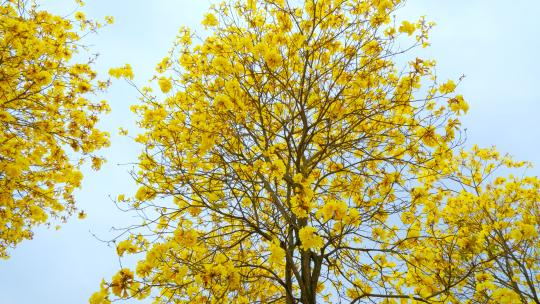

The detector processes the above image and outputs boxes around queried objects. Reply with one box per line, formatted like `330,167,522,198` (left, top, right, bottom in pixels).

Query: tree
0,0,111,258
93,0,539,303
393,146,540,304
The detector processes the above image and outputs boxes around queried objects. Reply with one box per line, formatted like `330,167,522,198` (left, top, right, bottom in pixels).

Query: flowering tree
93,0,539,303
0,0,111,258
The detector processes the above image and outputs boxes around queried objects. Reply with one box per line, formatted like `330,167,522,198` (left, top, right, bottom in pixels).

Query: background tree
0,0,112,258
392,145,540,304
93,0,539,303
432,147,540,304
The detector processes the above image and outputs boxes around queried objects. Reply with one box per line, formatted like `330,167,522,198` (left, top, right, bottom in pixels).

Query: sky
0,0,539,303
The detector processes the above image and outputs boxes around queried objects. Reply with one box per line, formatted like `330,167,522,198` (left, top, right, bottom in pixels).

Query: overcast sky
1,1,539,303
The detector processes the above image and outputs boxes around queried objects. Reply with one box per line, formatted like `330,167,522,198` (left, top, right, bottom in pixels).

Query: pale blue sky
0,1,539,303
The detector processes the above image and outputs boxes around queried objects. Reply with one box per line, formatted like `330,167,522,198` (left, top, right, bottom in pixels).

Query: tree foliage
0,0,111,258
80,0,536,303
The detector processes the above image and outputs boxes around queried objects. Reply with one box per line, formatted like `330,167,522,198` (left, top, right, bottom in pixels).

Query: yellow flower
89,289,110,304
291,194,314,218
263,49,282,69
104,15,114,24
318,200,348,221
136,260,153,278
111,268,135,298
439,80,457,94
116,239,138,257
398,20,416,36
173,229,199,246
109,64,134,80
268,239,285,265
78,211,87,219
363,40,382,55
202,13,218,28
420,125,438,147
74,11,86,21
135,186,156,201
447,95,469,114
299,226,324,251
158,77,172,93
491,288,520,304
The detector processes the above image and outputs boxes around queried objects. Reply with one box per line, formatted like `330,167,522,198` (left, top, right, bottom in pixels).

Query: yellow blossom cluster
0,0,110,258
299,226,324,251
108,64,134,80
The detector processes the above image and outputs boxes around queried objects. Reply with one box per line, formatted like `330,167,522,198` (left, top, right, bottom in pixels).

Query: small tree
395,146,540,304
0,0,111,258
94,0,539,303
434,147,540,304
